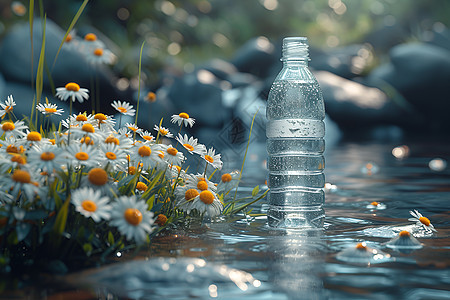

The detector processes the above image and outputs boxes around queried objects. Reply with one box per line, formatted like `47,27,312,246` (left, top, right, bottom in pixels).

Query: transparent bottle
266,37,325,228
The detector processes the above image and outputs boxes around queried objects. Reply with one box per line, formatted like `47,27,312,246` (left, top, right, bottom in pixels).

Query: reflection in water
267,228,327,300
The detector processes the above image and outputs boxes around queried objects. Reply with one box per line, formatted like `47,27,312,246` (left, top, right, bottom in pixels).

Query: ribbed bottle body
266,45,326,228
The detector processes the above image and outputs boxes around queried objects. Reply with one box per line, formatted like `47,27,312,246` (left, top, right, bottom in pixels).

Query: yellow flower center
41,152,55,161
82,123,95,133
84,33,97,41
118,107,128,113
27,131,42,141
371,201,379,206
142,135,153,141
183,144,194,151
159,128,168,135
44,107,57,113
12,169,31,183
124,208,143,226
88,168,108,186
2,122,15,131
136,182,148,192
197,180,208,191
49,139,56,145
419,216,431,226
6,145,19,153
75,152,89,161
81,200,97,212
105,136,120,145
128,166,137,175
76,114,88,122
155,214,167,226
11,155,26,165
167,147,178,156
221,173,232,183
204,155,214,163
94,48,103,56
158,151,165,159
185,189,199,201
355,243,367,250
94,113,107,121
5,106,12,112
138,145,151,157
199,190,215,205
179,112,189,119
399,230,410,237
80,136,94,145
65,82,80,92
65,34,72,42
146,92,156,102
105,152,117,160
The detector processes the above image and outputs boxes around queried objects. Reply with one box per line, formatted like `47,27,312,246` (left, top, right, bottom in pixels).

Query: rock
366,43,450,131
0,18,129,115
315,70,413,130
230,37,279,78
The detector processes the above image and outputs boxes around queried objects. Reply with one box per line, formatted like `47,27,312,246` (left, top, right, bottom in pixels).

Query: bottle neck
281,37,310,67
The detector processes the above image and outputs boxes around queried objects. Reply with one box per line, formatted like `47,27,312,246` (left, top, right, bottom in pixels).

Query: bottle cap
282,37,309,61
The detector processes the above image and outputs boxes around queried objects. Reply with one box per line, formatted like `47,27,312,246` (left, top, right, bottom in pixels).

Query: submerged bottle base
267,205,325,229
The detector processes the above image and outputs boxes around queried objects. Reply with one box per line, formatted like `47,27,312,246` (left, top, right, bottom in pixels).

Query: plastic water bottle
266,37,325,228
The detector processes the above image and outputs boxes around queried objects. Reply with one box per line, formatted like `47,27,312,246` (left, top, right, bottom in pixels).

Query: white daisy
56,82,89,103
93,113,116,133
217,170,240,194
99,142,128,171
27,144,66,173
0,120,28,139
0,137,25,155
81,33,105,51
0,169,40,201
161,144,185,166
170,112,195,128
65,143,101,168
0,154,27,173
111,101,136,116
71,187,111,222
174,185,200,213
185,173,217,193
139,130,155,143
110,195,155,244
202,147,223,170
61,113,95,129
408,210,437,233
0,95,16,118
86,47,115,65
69,122,105,143
36,102,64,116
79,167,115,196
153,125,173,138
124,123,141,134
189,190,223,218
103,132,134,152
176,133,206,156
129,143,164,170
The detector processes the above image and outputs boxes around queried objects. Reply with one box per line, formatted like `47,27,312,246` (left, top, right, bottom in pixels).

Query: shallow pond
2,138,450,299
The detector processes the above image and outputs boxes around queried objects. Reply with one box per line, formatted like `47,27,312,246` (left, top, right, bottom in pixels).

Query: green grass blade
135,41,145,125
29,0,34,89
52,0,89,70
35,15,46,128
232,108,260,202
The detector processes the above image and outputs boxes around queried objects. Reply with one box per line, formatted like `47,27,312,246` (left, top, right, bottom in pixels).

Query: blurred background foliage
0,0,449,87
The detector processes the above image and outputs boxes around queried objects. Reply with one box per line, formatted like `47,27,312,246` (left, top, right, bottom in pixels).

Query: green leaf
83,243,93,256
52,195,70,234
107,231,115,245
251,185,260,197
52,0,89,69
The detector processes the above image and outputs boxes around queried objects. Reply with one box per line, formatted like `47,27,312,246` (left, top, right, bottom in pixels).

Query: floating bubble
324,182,338,193
361,162,379,175
428,158,447,172
336,242,392,265
392,145,410,159
385,230,422,253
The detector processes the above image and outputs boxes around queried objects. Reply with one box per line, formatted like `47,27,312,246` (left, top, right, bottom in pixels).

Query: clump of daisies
0,89,267,271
